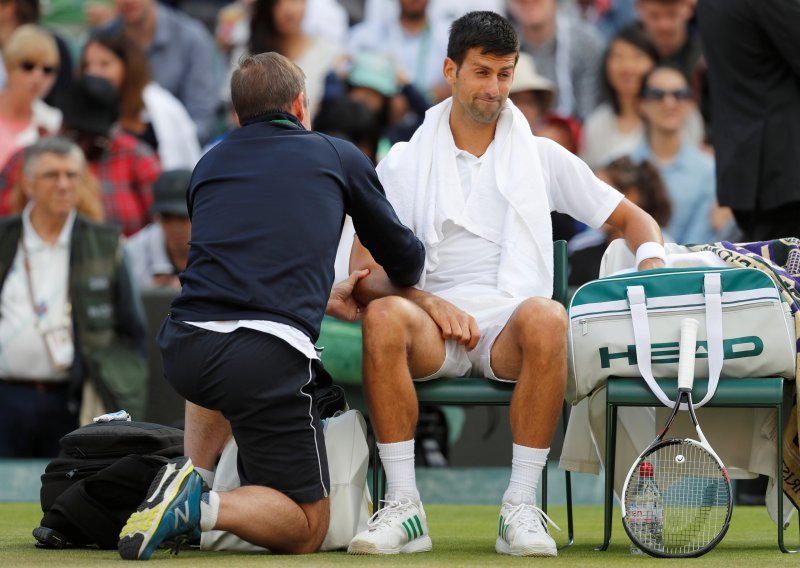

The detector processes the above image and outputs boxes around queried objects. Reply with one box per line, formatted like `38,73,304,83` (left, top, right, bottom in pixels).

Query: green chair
597,376,796,553
370,240,575,549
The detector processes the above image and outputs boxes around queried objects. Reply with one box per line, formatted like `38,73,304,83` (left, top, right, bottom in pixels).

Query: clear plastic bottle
628,461,664,554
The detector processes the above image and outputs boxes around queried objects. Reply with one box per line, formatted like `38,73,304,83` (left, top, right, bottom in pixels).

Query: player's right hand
413,294,480,351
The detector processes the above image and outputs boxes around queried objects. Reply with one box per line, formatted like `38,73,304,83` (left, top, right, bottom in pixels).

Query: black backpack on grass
34,420,184,549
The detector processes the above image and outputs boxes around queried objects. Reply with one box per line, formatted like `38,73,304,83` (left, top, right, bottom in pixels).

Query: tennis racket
621,317,733,558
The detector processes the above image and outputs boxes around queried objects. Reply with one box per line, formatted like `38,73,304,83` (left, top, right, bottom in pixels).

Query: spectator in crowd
347,11,663,557
0,0,72,109
581,24,704,169
0,75,160,236
630,64,715,244
580,24,656,169
245,0,340,117
80,32,200,170
348,0,450,104
362,0,505,29
568,155,672,285
568,0,637,43
697,0,800,242
536,113,582,154
100,0,219,143
0,136,148,457
0,24,61,170
636,0,700,79
324,51,430,157
301,0,348,47
315,97,381,164
507,0,604,120
125,168,191,291
508,51,554,131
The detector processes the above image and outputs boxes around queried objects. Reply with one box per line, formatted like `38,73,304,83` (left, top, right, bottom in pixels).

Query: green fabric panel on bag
570,267,776,307
316,317,363,385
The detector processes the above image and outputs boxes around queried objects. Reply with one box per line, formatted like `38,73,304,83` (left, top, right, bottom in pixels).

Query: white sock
378,440,420,503
502,444,549,506
195,466,215,488
199,490,220,532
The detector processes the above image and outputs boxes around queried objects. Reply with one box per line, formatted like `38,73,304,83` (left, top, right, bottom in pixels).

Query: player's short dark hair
447,11,519,69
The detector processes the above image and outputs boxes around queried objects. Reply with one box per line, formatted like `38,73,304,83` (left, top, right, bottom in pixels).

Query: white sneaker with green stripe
347,499,432,554
496,502,559,557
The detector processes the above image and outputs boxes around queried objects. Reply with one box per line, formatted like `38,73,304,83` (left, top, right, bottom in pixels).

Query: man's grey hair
23,136,86,179
230,52,307,123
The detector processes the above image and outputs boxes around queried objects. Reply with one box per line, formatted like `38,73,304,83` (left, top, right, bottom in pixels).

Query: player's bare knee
362,296,415,336
361,296,413,349
512,298,567,343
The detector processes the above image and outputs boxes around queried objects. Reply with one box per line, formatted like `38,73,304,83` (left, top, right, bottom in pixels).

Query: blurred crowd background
0,0,792,290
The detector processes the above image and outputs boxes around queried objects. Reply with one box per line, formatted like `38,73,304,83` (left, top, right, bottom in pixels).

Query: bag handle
626,272,723,409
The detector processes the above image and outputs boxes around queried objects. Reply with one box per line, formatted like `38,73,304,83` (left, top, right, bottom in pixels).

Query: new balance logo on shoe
118,456,202,561
174,501,191,530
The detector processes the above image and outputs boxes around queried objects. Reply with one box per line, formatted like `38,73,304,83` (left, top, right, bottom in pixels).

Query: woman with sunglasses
0,24,61,170
580,24,703,170
630,63,716,245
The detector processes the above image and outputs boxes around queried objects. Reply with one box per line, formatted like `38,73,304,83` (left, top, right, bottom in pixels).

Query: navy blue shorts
157,317,329,503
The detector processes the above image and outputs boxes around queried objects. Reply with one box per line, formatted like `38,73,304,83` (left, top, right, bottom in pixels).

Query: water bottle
628,461,664,554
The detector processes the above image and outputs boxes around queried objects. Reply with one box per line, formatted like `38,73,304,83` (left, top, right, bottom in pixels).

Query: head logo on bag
599,336,764,369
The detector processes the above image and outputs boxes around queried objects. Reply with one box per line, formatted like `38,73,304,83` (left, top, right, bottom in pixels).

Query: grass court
3,502,798,566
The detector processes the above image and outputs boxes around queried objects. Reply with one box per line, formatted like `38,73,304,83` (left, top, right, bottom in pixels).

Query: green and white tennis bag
567,267,796,406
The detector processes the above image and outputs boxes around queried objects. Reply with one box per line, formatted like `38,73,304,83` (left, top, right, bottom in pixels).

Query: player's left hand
326,269,370,321
638,257,666,271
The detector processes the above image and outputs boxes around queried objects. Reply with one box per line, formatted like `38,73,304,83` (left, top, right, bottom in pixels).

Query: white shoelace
505,504,561,534
367,499,418,529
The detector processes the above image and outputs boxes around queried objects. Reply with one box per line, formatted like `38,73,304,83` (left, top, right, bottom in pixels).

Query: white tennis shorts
415,294,523,382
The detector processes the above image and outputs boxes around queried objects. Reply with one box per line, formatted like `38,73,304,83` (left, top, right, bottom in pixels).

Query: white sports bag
567,267,796,406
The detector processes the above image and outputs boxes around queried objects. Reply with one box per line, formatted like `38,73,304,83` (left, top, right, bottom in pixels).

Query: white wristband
635,241,667,268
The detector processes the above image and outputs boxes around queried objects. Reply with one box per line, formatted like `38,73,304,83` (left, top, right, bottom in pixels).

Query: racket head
622,438,732,558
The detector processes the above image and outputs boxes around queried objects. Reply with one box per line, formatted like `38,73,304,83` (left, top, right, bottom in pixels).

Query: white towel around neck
377,97,554,299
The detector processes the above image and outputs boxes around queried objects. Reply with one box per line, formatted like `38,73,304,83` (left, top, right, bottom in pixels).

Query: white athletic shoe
496,502,559,557
347,498,432,554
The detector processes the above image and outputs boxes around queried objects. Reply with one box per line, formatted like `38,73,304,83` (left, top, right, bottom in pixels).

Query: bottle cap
639,461,654,477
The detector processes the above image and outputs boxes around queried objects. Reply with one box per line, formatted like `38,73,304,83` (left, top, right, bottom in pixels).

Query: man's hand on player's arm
326,268,370,321
350,237,480,350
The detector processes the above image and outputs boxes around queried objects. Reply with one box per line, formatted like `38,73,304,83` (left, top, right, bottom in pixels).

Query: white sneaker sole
495,537,557,557
348,535,432,555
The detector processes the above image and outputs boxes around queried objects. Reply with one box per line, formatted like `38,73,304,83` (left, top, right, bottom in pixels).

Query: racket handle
678,318,699,391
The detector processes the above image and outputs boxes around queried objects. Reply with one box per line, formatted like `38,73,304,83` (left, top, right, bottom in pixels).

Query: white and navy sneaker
118,456,202,560
496,502,559,557
347,498,432,554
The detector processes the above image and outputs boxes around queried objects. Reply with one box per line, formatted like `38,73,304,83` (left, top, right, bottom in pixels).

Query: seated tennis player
347,10,664,557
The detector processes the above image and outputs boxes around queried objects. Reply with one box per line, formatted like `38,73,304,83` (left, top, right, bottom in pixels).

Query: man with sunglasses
631,63,715,245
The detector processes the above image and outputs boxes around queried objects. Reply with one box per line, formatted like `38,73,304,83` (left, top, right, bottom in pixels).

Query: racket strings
625,441,731,556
